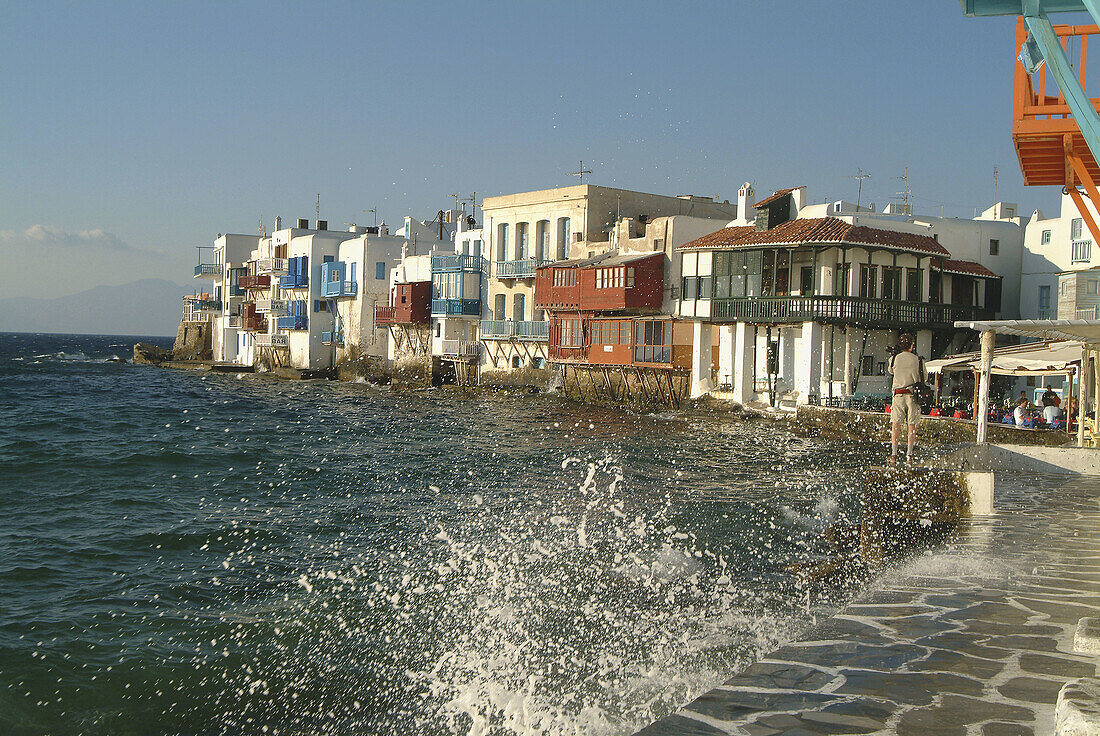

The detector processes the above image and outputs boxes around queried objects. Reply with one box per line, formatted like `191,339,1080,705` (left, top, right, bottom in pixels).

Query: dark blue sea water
0,332,875,736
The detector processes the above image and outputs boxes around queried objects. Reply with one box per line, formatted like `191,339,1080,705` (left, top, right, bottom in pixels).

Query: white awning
927,339,1082,375
954,319,1100,344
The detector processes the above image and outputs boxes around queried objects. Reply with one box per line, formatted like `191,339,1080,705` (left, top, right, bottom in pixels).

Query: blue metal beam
961,0,1084,15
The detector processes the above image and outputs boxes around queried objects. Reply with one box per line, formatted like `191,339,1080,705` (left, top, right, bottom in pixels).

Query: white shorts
891,393,920,426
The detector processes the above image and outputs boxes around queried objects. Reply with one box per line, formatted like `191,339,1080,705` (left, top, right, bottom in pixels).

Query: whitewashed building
677,187,1016,407
190,233,261,363
1022,191,1100,320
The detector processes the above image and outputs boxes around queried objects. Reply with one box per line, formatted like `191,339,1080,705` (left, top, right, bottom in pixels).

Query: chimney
296,218,309,229
317,220,327,231
438,210,444,241
737,182,755,223
274,215,282,232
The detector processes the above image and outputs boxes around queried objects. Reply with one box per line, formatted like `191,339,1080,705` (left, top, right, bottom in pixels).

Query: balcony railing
1038,308,1056,320
478,319,550,340
254,299,288,315
494,258,550,279
432,254,485,272
705,296,992,328
432,298,481,316
1076,306,1100,320
194,263,220,278
321,331,345,346
183,295,220,312
239,274,271,289
479,319,512,339
320,280,358,298
256,258,288,274
282,273,308,288
242,316,267,332
375,305,396,326
276,315,308,330
255,334,289,348
440,339,480,358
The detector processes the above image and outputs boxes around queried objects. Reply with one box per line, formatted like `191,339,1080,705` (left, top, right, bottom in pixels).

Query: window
498,223,509,261
836,263,851,296
323,255,335,263
536,221,550,260
1073,240,1092,263
1041,229,1051,245
861,355,874,376
1072,218,1083,240
1039,285,1051,310
494,294,506,321
881,267,901,300
557,218,571,260
800,266,814,295
435,322,441,337
989,239,1000,256
859,264,877,298
986,278,1002,312
633,321,672,364
516,222,529,260
681,275,699,300
558,318,583,348
1061,281,1068,296
1090,280,1099,295
376,262,386,280
906,268,922,302
511,355,522,368
929,270,941,303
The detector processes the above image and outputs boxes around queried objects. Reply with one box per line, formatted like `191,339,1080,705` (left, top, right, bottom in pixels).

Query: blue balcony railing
432,254,485,272
432,298,481,316
494,258,550,279
282,273,308,289
320,280,357,298
276,315,308,330
478,319,550,340
321,331,344,345
194,263,219,278
479,319,512,339
515,320,549,340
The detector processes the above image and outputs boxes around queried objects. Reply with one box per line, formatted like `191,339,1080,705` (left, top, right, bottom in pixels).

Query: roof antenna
846,169,871,212
568,161,593,184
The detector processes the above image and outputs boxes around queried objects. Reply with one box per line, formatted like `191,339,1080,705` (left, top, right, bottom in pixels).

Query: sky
1,1,1088,303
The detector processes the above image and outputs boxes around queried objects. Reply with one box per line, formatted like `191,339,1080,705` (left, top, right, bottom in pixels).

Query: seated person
1042,385,1059,408
1014,398,1030,427
1043,402,1062,424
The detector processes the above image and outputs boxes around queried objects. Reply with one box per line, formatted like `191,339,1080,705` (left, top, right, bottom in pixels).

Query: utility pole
568,161,593,184
316,193,321,221
993,165,999,205
846,169,871,212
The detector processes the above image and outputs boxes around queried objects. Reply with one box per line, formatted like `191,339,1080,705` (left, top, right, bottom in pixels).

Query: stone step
1057,678,1100,736
1076,618,1100,655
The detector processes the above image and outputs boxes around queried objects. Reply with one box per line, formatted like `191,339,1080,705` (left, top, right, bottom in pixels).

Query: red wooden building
376,281,431,327
535,251,665,312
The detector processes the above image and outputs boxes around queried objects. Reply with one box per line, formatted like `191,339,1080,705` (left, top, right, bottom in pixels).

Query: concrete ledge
1077,618,1100,655
1057,678,1100,736
946,443,1100,476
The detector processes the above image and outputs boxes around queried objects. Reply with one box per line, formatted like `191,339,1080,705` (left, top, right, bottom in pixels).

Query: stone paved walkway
635,473,1100,736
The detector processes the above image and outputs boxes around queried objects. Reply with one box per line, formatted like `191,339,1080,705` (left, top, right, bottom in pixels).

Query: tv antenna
460,192,479,220
846,168,871,211
568,161,593,184
316,193,321,220
993,165,999,204
362,208,377,227
257,215,266,238
893,166,912,216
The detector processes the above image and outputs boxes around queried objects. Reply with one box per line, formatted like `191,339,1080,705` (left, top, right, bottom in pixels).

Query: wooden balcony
706,295,992,328
239,274,271,289
1012,18,1100,187
375,306,396,326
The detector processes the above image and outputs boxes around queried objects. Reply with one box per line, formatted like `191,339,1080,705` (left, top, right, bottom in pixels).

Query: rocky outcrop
133,343,172,365
171,321,212,361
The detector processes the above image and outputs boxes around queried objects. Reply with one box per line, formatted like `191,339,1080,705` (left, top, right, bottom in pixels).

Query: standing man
888,333,926,465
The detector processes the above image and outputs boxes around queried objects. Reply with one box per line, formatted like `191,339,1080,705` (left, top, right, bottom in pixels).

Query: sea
0,332,880,736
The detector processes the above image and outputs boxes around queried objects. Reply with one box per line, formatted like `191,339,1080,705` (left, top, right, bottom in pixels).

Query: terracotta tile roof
752,187,801,209
937,259,1000,278
677,217,950,257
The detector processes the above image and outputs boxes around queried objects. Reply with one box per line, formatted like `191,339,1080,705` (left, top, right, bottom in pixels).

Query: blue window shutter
301,255,308,278
350,262,356,283
323,255,334,264
376,261,385,280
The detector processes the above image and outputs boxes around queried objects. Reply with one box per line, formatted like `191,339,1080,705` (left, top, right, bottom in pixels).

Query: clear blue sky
1,1,1085,299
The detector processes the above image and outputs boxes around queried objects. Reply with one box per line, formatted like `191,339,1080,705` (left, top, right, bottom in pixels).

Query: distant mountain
0,279,193,337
